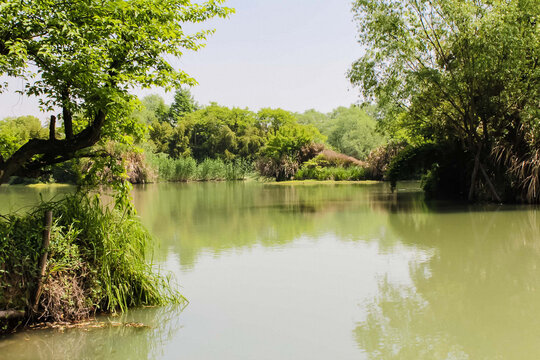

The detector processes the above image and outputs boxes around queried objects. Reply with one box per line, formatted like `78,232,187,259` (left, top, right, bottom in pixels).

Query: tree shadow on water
354,207,540,360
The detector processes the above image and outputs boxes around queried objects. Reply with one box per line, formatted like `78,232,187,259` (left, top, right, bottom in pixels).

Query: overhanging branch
0,110,106,184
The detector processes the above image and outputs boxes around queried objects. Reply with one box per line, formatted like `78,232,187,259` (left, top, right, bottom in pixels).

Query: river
1,181,539,359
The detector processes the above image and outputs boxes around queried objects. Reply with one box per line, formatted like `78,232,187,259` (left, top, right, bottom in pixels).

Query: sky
0,0,363,120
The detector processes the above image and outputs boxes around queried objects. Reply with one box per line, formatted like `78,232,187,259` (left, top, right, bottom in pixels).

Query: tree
348,0,539,202
297,106,386,160
257,120,325,181
132,95,170,125
168,87,198,124
0,0,232,184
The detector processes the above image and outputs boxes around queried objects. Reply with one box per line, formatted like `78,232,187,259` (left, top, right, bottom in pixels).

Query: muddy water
1,182,539,359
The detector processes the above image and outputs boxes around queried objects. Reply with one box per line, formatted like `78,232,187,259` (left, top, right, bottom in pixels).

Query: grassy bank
267,180,382,186
0,193,183,332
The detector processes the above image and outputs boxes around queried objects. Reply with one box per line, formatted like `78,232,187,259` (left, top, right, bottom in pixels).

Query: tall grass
148,153,252,182
0,193,184,325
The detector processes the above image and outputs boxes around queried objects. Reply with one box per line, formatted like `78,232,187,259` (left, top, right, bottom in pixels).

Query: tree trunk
468,147,481,201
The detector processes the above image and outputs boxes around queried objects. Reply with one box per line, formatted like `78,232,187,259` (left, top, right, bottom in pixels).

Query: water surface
1,182,539,359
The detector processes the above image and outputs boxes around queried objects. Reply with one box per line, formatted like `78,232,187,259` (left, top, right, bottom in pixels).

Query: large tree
0,0,232,184
349,0,539,202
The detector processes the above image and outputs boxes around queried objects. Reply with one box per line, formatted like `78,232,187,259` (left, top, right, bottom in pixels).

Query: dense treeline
349,0,540,203
1,89,390,184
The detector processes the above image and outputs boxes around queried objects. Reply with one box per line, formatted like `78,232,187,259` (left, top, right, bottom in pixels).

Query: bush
295,156,367,181
0,194,183,327
255,155,300,181
365,141,407,180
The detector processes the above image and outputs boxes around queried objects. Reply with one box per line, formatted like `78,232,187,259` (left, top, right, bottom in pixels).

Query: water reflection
2,182,539,359
132,182,408,269
0,185,74,214
356,202,540,359
0,306,184,360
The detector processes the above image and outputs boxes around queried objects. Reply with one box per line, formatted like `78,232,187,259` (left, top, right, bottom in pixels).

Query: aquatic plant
0,193,184,327
147,153,252,182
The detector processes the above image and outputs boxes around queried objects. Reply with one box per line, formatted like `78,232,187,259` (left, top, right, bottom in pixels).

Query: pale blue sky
1,0,362,119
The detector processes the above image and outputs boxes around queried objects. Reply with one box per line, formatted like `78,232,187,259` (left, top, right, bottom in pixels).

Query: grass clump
148,153,252,182
0,193,184,328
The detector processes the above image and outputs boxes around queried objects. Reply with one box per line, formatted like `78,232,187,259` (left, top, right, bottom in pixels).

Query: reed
148,153,252,182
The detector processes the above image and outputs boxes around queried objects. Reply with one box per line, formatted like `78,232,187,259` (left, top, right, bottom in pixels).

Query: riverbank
267,180,383,186
0,193,183,333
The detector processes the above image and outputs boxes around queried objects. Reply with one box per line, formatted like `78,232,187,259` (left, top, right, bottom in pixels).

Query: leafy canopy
297,106,385,160
349,0,540,201
0,0,232,183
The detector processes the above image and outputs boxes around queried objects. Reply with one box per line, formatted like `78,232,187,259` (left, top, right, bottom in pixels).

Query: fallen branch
0,310,25,320
480,163,502,203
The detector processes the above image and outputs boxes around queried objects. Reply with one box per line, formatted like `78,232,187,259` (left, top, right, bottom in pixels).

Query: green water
1,182,540,359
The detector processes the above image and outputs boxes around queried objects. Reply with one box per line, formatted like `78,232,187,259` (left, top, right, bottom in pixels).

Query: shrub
294,156,367,181
365,141,407,180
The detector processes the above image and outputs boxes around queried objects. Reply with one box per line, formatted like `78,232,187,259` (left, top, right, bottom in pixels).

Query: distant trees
169,88,199,124
297,106,385,160
132,95,327,181
349,0,540,202
141,99,326,164
256,113,325,181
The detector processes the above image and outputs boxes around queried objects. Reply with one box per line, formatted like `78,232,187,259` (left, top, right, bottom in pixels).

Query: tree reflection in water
355,199,540,360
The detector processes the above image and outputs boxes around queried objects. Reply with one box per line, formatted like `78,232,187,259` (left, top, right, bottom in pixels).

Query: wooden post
33,210,53,313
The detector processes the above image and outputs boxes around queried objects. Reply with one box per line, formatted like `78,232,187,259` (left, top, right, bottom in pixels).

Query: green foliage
294,155,367,181
147,153,252,182
0,0,232,184
0,194,184,323
261,123,325,161
349,0,540,202
169,87,198,123
297,106,385,160
185,105,266,161
143,103,268,161
386,142,468,198
258,108,297,131
0,116,47,159
149,120,174,154
386,144,441,189
131,95,170,126
257,124,325,181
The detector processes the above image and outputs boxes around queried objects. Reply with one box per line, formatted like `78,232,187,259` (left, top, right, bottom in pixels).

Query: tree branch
62,90,74,140
0,110,106,184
